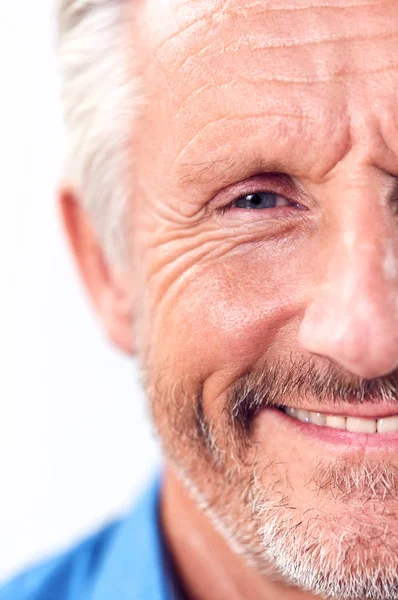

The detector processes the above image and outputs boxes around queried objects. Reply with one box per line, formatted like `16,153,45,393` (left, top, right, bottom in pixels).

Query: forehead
132,0,398,184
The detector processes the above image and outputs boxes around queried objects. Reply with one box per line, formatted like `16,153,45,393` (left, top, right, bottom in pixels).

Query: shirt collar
90,473,173,600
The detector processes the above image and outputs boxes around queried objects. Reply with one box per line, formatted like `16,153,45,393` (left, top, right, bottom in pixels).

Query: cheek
145,241,311,384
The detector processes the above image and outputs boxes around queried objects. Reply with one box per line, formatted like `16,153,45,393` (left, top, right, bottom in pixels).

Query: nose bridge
299,180,398,379
338,202,396,304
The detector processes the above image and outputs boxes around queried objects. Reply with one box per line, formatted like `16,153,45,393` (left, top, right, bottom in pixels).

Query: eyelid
208,173,306,214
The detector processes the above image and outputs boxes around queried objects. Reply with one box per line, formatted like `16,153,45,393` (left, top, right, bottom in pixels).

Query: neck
160,465,316,600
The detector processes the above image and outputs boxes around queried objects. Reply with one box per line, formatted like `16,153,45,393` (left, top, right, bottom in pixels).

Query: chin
226,489,398,600
260,517,398,600
194,453,398,600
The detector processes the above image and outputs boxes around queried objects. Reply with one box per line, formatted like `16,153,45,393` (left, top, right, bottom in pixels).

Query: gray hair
57,0,143,264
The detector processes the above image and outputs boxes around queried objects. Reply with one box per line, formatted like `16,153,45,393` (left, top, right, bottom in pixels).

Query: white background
0,0,159,582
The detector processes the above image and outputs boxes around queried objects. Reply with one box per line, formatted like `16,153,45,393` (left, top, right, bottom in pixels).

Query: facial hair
147,356,398,600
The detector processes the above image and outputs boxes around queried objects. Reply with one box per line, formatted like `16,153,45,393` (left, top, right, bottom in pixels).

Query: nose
299,197,398,379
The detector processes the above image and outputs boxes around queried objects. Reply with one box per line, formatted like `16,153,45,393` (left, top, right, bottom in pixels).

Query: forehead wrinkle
168,0,389,18
139,0,398,187
143,0,398,125
175,30,398,74
172,77,333,133
172,112,315,173
176,63,398,86
151,3,224,59
151,0,398,70
170,45,398,120
173,2,398,73
175,59,398,86
225,0,390,11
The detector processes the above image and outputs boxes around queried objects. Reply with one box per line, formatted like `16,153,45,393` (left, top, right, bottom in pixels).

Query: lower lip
261,408,398,450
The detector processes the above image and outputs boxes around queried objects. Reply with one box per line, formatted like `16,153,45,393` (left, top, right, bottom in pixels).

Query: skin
60,0,398,598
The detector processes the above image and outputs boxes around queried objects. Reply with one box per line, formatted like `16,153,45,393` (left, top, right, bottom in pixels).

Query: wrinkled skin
61,1,398,598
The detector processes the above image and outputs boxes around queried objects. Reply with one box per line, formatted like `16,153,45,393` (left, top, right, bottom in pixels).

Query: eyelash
216,190,302,215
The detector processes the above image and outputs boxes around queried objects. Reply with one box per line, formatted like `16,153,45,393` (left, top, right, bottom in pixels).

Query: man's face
126,0,398,597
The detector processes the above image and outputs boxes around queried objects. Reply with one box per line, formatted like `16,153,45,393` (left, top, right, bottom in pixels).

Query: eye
217,190,301,215
233,192,292,210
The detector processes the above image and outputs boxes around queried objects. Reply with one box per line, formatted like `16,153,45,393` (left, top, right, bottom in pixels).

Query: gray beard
171,456,398,600
147,357,398,600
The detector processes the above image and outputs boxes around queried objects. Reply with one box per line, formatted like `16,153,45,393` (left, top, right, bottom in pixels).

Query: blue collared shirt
0,476,182,600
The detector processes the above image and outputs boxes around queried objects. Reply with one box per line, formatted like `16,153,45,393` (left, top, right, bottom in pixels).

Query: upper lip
281,402,398,420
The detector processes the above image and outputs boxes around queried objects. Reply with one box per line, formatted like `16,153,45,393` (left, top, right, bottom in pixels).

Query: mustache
227,357,398,433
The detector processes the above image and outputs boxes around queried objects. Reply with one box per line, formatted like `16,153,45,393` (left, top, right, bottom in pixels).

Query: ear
58,187,135,355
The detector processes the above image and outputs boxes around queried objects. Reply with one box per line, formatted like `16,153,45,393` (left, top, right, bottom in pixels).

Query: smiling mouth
278,406,398,434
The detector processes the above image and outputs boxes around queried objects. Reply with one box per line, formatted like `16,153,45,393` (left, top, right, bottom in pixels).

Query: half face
126,1,398,597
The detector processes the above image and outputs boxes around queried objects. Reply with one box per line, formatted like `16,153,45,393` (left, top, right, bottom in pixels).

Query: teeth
346,417,376,434
296,409,310,423
309,412,326,426
326,415,346,430
282,407,398,434
378,416,398,433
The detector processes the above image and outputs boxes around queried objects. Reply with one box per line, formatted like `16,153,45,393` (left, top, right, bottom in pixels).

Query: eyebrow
178,157,239,188
177,156,285,190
